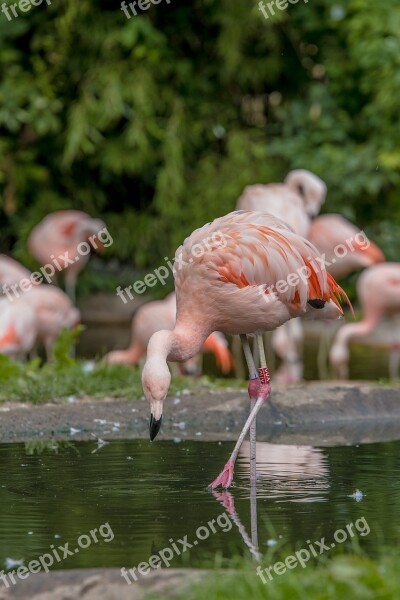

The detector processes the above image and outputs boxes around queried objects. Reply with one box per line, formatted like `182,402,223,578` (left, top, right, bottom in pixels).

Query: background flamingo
0,296,38,360
308,214,385,279
272,213,385,382
105,292,233,375
142,210,347,489
236,169,327,237
0,257,80,360
330,263,400,380
0,254,35,290
308,213,385,378
25,285,80,360
236,169,327,384
28,210,106,302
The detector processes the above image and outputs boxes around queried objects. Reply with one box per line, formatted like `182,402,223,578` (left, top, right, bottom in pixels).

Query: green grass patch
165,553,400,600
0,328,245,404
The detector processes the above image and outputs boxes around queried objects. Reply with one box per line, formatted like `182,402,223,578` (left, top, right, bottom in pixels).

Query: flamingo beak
149,414,163,441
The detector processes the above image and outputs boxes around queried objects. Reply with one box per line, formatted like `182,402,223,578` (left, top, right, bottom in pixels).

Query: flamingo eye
308,299,326,309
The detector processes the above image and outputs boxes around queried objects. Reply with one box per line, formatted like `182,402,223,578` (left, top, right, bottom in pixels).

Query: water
0,439,399,572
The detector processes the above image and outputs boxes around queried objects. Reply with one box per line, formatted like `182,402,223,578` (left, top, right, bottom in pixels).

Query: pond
0,438,398,574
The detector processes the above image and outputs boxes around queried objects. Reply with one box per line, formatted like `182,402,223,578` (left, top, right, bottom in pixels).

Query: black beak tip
149,414,163,441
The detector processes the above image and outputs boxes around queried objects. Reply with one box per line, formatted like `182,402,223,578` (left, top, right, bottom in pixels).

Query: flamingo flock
0,211,234,374
0,169,398,491
0,174,395,384
139,168,396,489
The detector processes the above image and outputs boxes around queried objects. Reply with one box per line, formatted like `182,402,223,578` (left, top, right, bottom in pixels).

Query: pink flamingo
105,293,234,375
308,214,385,280
28,210,106,302
0,284,79,360
236,169,327,237
236,169,327,384
308,214,385,379
142,210,348,488
0,257,79,360
330,263,400,380
0,297,38,360
24,285,80,360
0,254,35,288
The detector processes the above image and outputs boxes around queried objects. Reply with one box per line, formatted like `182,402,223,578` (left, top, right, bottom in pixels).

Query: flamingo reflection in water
211,443,329,561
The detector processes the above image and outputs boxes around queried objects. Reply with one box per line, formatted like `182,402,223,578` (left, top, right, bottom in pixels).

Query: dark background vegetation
0,0,399,284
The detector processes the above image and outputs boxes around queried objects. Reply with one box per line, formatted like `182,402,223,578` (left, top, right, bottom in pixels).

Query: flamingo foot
208,460,235,489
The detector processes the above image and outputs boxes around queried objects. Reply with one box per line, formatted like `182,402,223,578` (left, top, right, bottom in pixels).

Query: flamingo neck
336,314,380,350
146,322,208,364
117,348,140,364
285,172,304,196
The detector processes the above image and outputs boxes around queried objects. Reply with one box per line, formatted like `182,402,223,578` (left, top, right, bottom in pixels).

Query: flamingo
308,214,385,280
142,210,348,489
270,318,304,384
28,210,106,302
105,293,234,375
0,257,79,360
236,169,327,236
236,169,327,383
330,263,400,380
0,296,38,360
25,285,80,360
307,214,385,379
0,285,80,360
0,255,35,288
272,213,385,382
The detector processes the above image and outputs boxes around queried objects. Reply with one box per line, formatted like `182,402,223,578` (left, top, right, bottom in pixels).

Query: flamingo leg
208,334,271,489
65,277,76,304
241,335,258,488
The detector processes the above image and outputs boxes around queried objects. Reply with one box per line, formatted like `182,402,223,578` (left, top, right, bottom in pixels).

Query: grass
0,328,245,404
164,553,400,600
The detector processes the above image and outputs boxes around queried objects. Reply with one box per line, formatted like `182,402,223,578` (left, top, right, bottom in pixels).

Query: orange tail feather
0,324,19,348
202,333,234,374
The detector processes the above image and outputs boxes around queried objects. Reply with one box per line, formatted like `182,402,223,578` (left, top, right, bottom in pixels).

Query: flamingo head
285,169,327,217
142,357,171,441
78,219,109,253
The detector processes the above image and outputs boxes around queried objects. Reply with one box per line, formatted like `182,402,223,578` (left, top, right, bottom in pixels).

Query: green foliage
0,354,139,402
53,325,86,367
166,554,400,600
0,0,399,274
